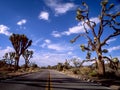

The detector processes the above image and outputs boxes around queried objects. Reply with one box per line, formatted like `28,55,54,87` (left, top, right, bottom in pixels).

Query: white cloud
29,49,76,66
107,38,116,44
51,17,100,37
0,25,12,36
40,39,51,48
55,3,75,15
108,45,120,52
17,19,27,26
68,51,73,55
38,11,49,20
0,46,14,59
40,39,73,52
62,25,85,35
33,38,43,46
44,0,76,15
47,44,65,51
63,17,100,35
40,43,47,48
51,31,62,37
45,39,51,44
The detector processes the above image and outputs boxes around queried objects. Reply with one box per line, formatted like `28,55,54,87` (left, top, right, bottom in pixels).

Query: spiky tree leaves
22,49,33,69
8,52,15,66
3,52,15,66
9,34,32,70
71,0,120,76
3,53,8,60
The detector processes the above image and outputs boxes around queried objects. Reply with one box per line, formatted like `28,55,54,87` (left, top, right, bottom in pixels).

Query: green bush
89,70,98,77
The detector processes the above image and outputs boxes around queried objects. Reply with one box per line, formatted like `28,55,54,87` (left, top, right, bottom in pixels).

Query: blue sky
0,0,120,66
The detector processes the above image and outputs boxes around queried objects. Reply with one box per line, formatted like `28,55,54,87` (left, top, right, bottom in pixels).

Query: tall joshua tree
71,0,120,76
9,34,32,70
22,49,33,69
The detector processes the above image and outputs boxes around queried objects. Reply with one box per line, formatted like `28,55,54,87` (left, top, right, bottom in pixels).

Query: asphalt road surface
0,69,111,90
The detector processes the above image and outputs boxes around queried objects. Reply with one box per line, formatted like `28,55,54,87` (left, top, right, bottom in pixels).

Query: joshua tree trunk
25,59,29,69
97,52,105,76
15,54,20,70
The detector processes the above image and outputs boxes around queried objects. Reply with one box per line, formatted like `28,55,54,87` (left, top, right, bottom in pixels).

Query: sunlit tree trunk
15,54,20,70
97,55,105,76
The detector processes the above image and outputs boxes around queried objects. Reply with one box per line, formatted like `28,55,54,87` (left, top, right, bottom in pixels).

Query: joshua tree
3,52,15,66
63,59,70,70
3,53,9,62
71,0,120,76
22,49,33,69
9,52,16,66
71,58,81,68
104,56,119,71
9,34,32,70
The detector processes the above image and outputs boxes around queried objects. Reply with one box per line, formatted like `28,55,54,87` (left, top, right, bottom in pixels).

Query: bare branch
101,31,120,46
79,58,96,67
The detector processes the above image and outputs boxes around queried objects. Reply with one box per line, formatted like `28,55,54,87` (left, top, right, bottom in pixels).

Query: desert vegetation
42,0,120,85
0,34,40,79
70,0,120,76
0,0,120,86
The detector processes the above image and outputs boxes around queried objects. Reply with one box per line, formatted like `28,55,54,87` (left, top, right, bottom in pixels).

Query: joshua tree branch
101,31,120,46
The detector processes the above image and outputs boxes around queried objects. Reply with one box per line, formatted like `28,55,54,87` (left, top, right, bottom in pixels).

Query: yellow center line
46,71,52,90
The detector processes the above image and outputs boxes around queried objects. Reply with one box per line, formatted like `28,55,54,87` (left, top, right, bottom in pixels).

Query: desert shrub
89,70,98,77
105,71,116,79
30,63,38,68
57,63,63,71
0,60,6,68
80,67,92,75
18,68,25,72
57,65,63,71
71,68,80,74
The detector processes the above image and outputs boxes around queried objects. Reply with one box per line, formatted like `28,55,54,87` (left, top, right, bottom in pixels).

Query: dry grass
0,66,40,79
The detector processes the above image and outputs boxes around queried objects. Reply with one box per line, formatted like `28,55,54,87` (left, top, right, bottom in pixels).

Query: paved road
0,69,111,90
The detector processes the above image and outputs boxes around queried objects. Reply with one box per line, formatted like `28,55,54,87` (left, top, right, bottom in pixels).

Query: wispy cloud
107,38,116,44
30,49,78,66
31,51,68,66
51,17,100,37
67,51,73,55
33,38,43,46
0,25,12,36
108,45,120,52
17,19,27,26
44,0,77,15
40,39,73,52
38,11,49,20
0,46,14,59
47,44,65,51
17,19,27,29
63,17,100,35
45,39,51,44
51,31,62,37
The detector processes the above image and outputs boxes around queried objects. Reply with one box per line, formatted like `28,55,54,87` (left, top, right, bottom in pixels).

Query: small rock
87,79,91,82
